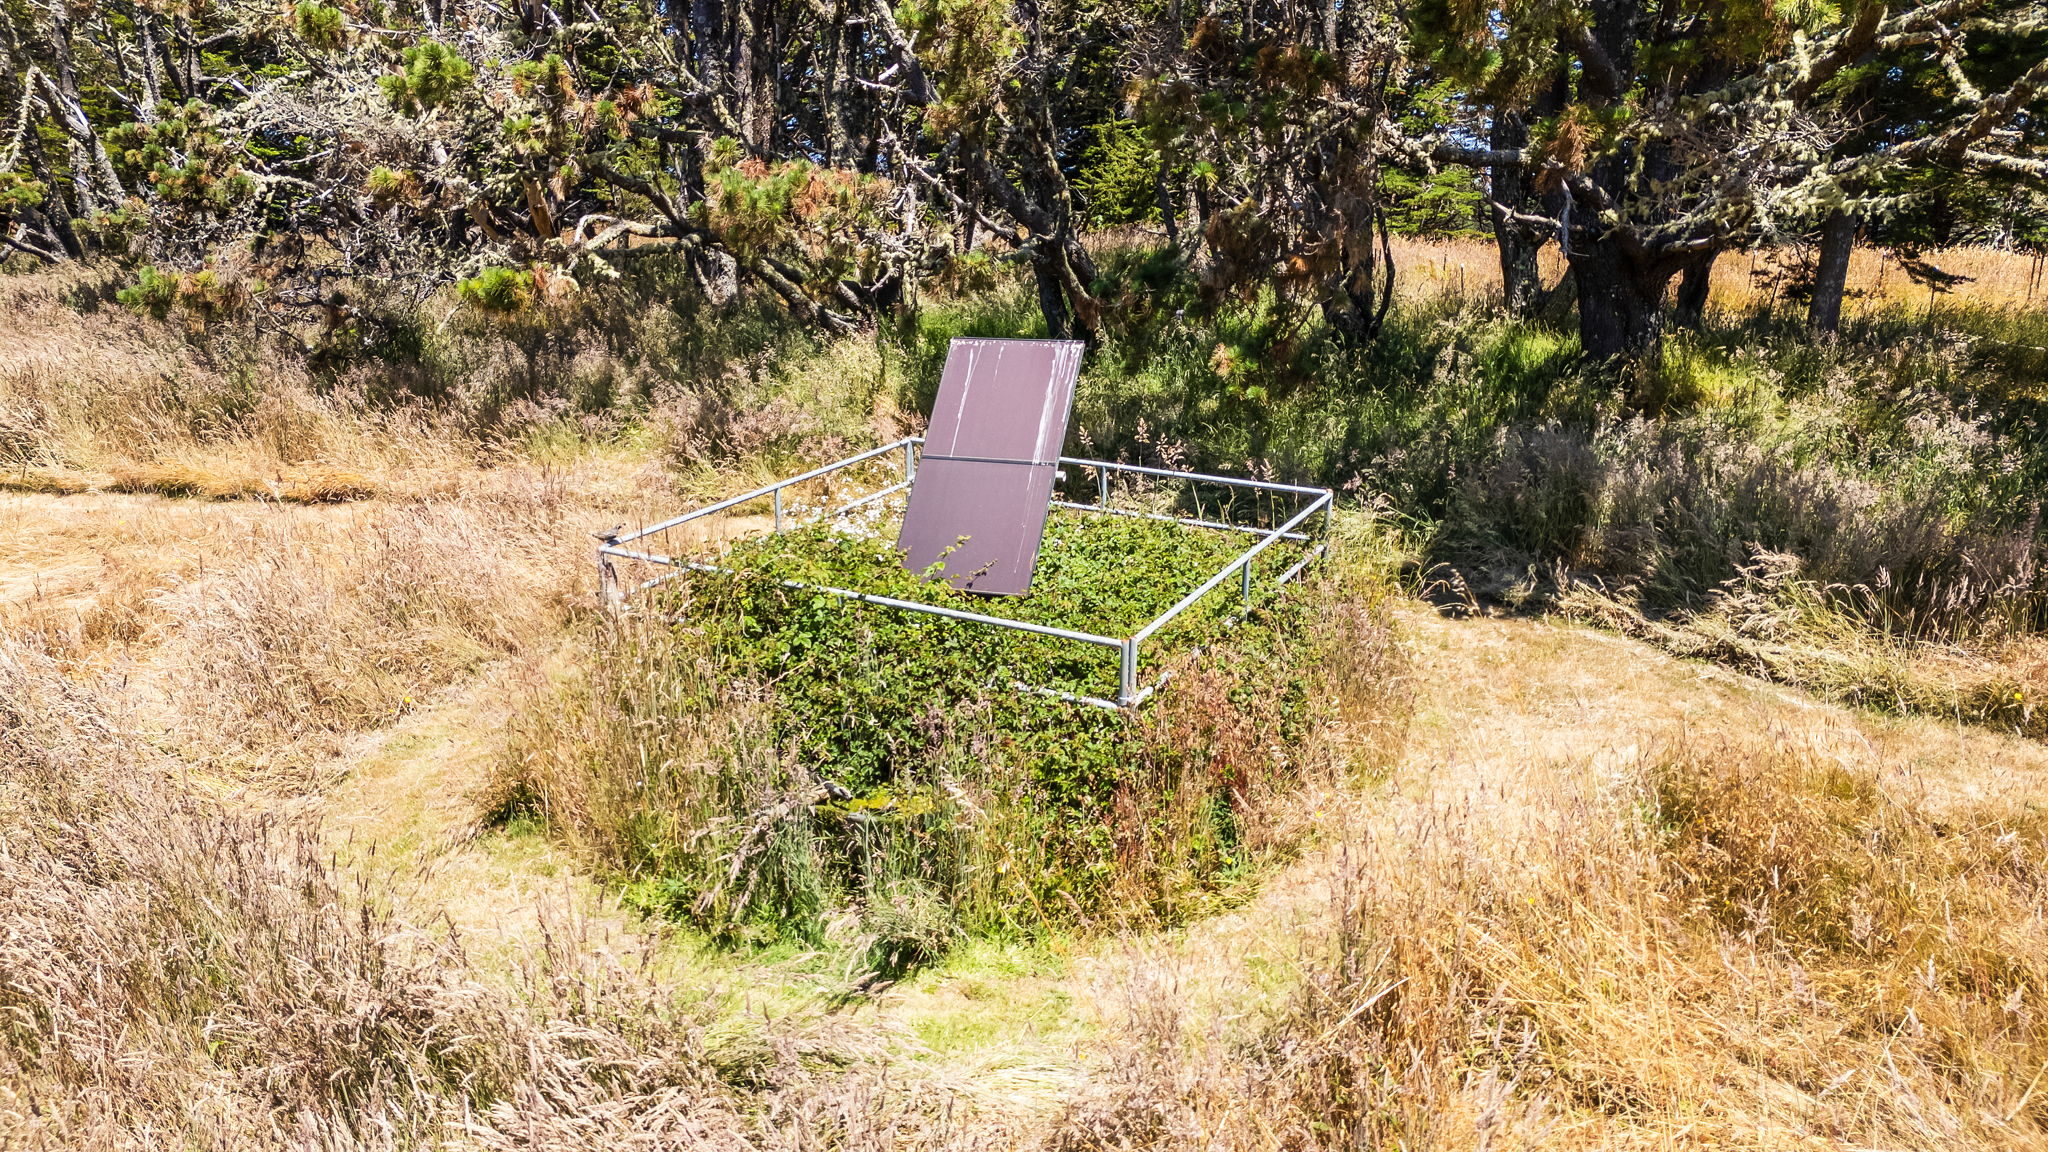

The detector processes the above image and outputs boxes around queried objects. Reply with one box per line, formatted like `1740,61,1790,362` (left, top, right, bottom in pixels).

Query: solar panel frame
898,338,1084,596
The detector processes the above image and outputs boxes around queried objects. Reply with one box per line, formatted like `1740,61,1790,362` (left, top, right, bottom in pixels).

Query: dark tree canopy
1411,0,2048,358
0,0,2040,369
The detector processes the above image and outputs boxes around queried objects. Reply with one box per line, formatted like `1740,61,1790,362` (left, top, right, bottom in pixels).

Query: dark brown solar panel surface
898,338,1083,596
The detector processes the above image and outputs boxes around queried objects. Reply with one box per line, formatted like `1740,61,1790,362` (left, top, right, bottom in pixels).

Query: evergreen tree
1409,0,2048,361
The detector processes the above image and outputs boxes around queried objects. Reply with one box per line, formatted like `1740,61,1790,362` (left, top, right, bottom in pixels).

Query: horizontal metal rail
634,570,684,592
1014,681,1125,711
1047,500,1313,541
830,479,911,518
603,545,680,566
671,561,1126,648
1274,544,1327,587
1060,455,1330,498
1132,492,1332,645
613,437,917,546
599,437,1335,709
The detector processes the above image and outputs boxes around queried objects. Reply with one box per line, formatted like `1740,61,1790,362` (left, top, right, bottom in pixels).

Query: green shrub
1075,120,1164,227
116,265,181,319
0,170,45,213
880,283,2044,646
291,2,345,50
117,265,260,327
499,511,1364,975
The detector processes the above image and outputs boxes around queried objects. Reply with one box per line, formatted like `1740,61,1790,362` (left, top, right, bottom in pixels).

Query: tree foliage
1410,0,2048,359
0,0,2038,367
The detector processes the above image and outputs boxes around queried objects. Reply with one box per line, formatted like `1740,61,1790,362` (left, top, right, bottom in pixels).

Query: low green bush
498,511,1378,977
655,514,1321,939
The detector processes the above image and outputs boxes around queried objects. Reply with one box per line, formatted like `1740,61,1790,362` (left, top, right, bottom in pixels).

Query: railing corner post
1119,638,1138,708
597,550,621,611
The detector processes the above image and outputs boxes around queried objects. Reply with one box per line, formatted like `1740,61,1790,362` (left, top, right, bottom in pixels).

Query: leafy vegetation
497,508,1378,966
0,2,2044,1116
1,0,2039,371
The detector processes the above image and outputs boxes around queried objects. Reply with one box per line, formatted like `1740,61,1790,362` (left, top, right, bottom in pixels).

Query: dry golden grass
0,473,613,783
1049,608,2048,1150
1388,235,2048,315
0,267,486,504
153,485,590,774
1556,552,2046,741
2,461,377,501
0,259,703,779
1730,243,2048,313
0,635,1039,1151
0,283,1061,1143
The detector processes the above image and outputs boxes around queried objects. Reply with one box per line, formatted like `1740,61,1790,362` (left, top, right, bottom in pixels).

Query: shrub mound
501,511,1391,973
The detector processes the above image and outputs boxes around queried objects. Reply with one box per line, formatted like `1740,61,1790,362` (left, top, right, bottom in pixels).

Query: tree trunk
1534,266,1578,326
1808,208,1856,335
22,134,81,258
694,246,740,305
1321,277,1378,343
0,24,83,258
1034,263,1073,339
171,14,201,98
820,7,852,165
994,0,1099,344
1673,252,1714,329
153,14,188,101
1489,114,1541,313
1497,217,1542,314
1320,202,1392,344
519,173,557,238
1156,157,1178,247
1570,235,1672,361
32,7,126,213
134,11,164,110
735,0,775,152
685,0,728,126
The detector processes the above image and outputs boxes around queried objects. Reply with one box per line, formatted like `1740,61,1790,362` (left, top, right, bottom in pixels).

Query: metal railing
597,436,1334,709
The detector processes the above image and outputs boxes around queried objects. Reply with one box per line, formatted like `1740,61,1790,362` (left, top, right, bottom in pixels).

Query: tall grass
0,464,601,781
0,636,1001,1149
1558,550,2044,737
3,235,2045,1144
0,261,875,506
1051,731,2048,1149
874,241,2048,733
9,246,2042,663
155,478,593,771
1387,235,2048,316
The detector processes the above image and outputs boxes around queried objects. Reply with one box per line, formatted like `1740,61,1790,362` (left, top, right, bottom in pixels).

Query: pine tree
1408,0,2048,362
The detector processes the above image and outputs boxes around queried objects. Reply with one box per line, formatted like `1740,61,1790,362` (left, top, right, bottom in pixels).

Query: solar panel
898,338,1083,596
